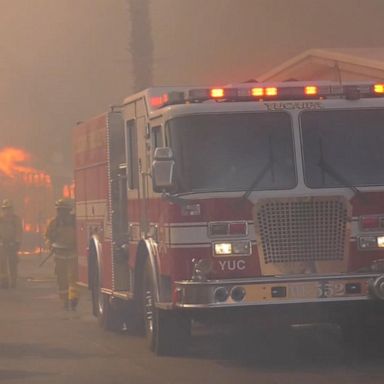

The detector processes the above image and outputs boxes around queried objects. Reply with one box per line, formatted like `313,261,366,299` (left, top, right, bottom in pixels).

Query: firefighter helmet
1,199,13,209
55,199,72,210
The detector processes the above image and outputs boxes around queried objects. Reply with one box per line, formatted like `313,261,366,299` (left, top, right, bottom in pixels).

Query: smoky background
0,0,383,185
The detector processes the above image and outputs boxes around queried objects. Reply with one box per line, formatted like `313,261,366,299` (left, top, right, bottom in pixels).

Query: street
0,254,384,384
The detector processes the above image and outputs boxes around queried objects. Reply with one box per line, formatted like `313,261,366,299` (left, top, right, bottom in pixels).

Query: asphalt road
0,255,384,384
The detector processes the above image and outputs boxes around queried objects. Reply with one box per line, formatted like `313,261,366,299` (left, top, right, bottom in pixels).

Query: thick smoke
0,0,383,187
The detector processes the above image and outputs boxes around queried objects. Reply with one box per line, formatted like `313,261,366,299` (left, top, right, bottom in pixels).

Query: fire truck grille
254,197,348,264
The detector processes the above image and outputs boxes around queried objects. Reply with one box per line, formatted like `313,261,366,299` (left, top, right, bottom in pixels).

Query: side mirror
152,147,175,192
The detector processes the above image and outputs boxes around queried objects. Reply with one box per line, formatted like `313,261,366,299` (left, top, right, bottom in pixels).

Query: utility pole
126,0,154,92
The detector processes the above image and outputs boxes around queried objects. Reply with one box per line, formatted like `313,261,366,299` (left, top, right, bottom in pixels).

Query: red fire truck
74,81,384,355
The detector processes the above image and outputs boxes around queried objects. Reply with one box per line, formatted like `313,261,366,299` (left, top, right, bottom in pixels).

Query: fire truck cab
74,81,384,355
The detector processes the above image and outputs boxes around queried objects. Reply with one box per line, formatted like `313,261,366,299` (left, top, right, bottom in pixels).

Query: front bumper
172,273,384,309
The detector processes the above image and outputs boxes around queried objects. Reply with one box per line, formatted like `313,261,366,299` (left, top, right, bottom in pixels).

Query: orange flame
0,147,55,253
0,147,51,186
63,181,75,199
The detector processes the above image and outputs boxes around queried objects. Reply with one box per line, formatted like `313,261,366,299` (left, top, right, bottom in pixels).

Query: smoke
127,0,154,92
0,0,384,189
150,0,384,85
0,0,133,183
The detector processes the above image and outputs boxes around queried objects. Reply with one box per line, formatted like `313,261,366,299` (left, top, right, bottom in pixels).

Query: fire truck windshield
301,108,384,188
168,112,296,192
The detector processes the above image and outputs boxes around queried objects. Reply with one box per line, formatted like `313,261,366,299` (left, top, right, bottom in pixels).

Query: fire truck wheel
143,261,191,355
92,268,123,332
97,293,124,332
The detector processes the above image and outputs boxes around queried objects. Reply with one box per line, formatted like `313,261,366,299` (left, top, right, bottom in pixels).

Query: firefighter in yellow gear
0,199,23,288
45,199,78,310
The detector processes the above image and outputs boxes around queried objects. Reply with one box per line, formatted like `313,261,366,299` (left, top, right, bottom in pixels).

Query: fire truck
74,81,384,355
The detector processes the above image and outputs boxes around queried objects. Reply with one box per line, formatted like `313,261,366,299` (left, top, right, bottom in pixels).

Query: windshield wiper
317,158,362,197
242,161,273,200
242,135,275,200
317,138,362,198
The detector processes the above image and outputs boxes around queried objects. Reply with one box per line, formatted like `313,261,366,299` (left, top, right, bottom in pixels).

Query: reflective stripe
68,286,78,300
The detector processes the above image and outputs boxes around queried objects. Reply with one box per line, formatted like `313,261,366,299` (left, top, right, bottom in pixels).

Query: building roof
258,48,384,82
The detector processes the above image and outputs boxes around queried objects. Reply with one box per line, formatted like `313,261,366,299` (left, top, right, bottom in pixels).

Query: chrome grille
254,197,349,264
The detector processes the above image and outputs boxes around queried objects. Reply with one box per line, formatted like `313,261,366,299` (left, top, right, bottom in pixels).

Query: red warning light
150,96,164,108
360,215,380,230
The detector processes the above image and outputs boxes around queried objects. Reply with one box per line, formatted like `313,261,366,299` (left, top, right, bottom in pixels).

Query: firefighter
0,199,23,288
45,199,78,310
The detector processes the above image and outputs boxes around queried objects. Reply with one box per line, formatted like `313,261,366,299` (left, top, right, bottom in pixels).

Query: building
257,48,384,82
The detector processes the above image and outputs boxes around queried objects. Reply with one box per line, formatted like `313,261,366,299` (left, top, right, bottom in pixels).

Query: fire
63,181,75,199
0,147,51,186
0,146,55,254
19,246,43,256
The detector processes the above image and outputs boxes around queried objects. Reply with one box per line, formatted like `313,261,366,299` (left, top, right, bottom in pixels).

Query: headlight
214,243,232,255
377,236,384,248
214,241,251,256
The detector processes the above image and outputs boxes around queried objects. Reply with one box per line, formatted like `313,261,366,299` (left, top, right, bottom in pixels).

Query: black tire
142,260,191,355
92,267,123,332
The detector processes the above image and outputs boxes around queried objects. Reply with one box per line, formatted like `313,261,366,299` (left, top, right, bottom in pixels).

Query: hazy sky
0,0,384,182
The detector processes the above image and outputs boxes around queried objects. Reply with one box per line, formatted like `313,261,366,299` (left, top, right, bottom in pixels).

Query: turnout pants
54,253,79,309
0,244,18,288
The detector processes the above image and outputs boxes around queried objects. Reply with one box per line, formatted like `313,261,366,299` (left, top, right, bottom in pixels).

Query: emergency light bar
149,83,384,109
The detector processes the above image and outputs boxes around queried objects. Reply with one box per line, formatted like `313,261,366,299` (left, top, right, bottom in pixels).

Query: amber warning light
305,86,318,95
251,87,278,97
210,88,225,98
251,87,264,97
374,84,384,94
265,87,278,96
